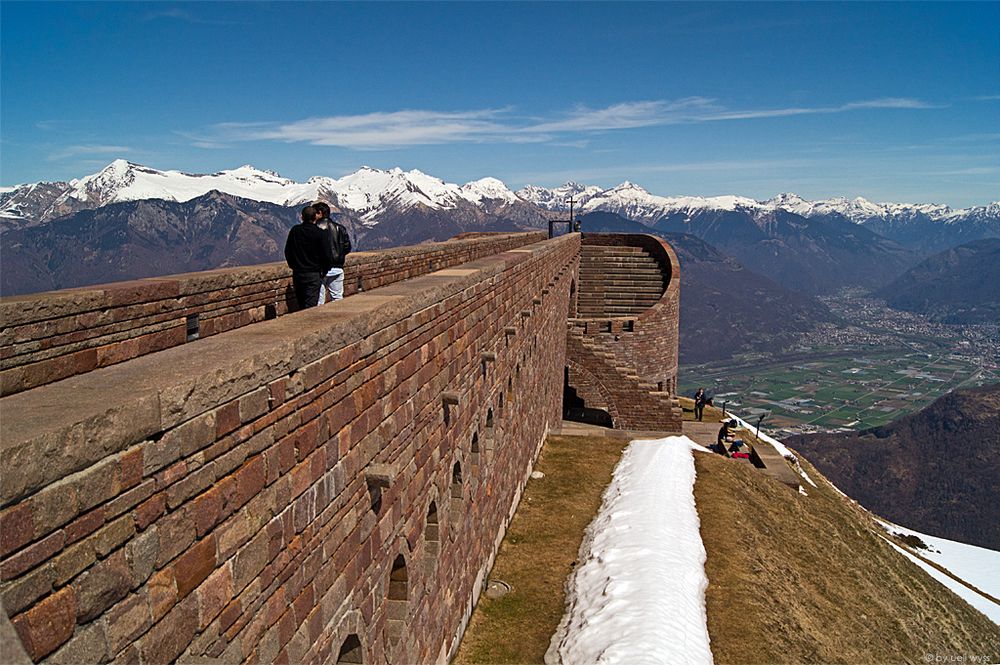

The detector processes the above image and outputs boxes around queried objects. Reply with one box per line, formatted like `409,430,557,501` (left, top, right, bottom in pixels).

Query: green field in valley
680,348,997,436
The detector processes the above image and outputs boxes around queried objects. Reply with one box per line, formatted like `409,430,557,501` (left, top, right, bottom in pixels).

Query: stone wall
565,233,682,431
0,233,546,397
0,233,578,665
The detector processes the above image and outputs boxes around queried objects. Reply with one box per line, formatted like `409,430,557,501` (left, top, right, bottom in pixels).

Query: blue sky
2,2,998,207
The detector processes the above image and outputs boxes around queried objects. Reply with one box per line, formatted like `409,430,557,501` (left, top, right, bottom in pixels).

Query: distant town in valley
680,288,1000,437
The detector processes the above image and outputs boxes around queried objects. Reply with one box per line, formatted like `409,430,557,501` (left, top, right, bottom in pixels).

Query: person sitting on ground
713,419,738,456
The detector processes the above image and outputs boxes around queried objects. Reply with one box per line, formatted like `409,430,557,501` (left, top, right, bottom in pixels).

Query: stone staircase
566,325,682,431
576,245,666,318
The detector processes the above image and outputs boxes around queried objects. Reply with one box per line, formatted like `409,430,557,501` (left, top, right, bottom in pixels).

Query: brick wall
0,233,546,398
565,233,682,431
0,233,578,664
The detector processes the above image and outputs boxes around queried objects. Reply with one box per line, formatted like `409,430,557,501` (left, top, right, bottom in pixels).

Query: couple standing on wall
283,201,353,310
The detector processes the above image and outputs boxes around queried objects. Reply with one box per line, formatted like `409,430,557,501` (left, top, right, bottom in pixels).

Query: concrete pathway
557,418,800,488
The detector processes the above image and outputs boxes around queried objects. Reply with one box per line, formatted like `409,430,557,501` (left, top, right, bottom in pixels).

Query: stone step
577,297,661,306
579,273,663,281
578,308,651,317
581,247,645,254
579,281,663,290
580,267,662,274
580,259,660,268
577,288,663,296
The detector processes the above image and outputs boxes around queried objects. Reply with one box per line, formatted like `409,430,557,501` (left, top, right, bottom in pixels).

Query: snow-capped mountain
0,161,541,228
0,160,326,228
580,182,760,223
516,182,604,211
2,160,995,249
67,160,313,208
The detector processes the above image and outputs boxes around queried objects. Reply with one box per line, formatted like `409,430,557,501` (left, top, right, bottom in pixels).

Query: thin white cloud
141,8,237,25
48,144,133,161
926,166,998,176
527,98,719,132
190,97,937,149
211,109,536,149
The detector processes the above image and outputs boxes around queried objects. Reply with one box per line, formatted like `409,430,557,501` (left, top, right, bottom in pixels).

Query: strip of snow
555,436,714,665
876,519,1000,601
882,537,1000,625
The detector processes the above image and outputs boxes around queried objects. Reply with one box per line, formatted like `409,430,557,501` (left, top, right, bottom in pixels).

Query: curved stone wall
566,233,682,431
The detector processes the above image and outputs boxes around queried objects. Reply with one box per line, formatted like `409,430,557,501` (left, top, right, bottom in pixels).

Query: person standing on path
284,205,335,310
694,387,706,422
313,201,352,304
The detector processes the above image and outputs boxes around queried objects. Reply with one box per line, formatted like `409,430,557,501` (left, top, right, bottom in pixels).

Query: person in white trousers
313,201,352,304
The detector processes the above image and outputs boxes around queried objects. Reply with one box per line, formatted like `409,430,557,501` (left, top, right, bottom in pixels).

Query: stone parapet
0,233,578,664
0,233,546,397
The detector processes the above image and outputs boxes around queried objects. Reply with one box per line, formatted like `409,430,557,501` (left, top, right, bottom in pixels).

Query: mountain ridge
877,238,1000,323
787,383,1000,551
4,161,997,239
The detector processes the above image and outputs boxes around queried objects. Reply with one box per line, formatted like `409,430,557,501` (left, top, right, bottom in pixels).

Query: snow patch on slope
882,537,1000,625
876,520,1000,605
555,436,714,664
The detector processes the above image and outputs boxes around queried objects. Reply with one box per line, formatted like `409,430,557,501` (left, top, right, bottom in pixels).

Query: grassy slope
695,449,1000,664
454,435,626,665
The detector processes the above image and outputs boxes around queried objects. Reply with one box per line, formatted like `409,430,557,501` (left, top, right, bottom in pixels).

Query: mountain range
3,161,998,355
4,160,997,245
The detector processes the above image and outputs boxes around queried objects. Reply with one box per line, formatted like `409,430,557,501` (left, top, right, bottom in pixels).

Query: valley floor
681,288,1000,437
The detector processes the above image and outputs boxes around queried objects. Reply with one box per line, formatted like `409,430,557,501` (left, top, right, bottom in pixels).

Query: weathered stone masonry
0,233,546,397
0,234,678,664
565,234,682,431
0,233,578,664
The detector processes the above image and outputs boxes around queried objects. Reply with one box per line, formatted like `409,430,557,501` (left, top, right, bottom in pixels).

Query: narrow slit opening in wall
471,432,480,468
186,314,200,342
387,555,408,645
486,407,494,429
264,303,277,320
451,462,463,498
425,502,439,551
337,635,363,664
368,483,383,515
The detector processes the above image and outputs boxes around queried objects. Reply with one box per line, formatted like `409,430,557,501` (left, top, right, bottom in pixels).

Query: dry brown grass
453,434,625,665
695,450,1000,665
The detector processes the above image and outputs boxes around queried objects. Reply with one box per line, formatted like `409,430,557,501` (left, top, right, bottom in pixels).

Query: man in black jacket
313,201,352,303
284,205,335,309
